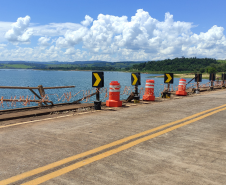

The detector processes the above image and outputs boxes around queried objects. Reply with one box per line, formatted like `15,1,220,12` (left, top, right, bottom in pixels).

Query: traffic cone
106,81,122,107
176,78,187,96
143,79,155,101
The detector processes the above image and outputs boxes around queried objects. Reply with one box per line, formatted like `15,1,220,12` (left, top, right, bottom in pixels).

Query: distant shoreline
0,68,222,80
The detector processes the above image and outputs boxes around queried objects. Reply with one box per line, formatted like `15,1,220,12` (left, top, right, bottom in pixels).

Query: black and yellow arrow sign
164,73,174,84
131,73,141,86
92,72,104,87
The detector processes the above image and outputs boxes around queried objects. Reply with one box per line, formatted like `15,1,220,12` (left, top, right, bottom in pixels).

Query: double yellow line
1,104,226,185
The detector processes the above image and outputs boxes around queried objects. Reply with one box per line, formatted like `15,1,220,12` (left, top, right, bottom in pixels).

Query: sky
0,0,226,62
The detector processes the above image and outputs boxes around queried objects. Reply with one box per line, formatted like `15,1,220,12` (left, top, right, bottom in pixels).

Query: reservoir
0,69,209,110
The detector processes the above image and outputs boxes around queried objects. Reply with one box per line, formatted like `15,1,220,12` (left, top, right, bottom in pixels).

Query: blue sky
0,0,226,62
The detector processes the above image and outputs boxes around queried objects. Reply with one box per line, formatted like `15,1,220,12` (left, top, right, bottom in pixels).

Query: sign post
92,72,104,110
131,73,141,103
222,73,226,88
209,73,215,90
195,74,202,94
163,73,174,98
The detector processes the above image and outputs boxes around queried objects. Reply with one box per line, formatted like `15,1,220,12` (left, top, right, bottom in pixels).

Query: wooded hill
129,58,226,73
0,61,142,71
0,58,226,73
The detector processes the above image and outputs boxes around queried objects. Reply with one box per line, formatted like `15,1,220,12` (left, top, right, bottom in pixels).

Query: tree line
1,58,226,73
129,57,226,73
47,66,121,71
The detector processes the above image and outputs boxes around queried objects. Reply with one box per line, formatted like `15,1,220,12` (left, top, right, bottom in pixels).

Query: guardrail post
38,85,45,107
94,87,101,110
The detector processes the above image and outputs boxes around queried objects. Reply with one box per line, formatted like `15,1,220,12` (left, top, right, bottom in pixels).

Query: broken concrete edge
0,100,131,121
0,103,100,122
0,101,87,114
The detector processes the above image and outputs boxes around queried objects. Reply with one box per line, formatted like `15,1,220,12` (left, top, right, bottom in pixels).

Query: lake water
0,69,209,110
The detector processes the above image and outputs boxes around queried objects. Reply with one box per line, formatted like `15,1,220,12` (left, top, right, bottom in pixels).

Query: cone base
106,100,122,107
176,91,187,96
134,99,140,103
143,95,155,101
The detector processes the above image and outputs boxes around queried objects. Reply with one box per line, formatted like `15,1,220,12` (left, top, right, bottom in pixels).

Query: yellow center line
22,106,226,185
0,104,226,185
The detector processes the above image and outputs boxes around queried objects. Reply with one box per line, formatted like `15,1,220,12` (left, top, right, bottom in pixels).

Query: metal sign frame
131,73,141,86
195,74,202,82
222,74,226,81
92,72,104,87
209,73,216,81
164,73,174,84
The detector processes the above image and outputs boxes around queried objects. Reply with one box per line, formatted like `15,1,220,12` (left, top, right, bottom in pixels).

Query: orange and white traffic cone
176,78,187,96
143,79,155,101
106,81,122,107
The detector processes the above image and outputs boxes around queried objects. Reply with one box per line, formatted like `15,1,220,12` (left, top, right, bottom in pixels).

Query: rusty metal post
210,73,214,90
196,74,200,94
94,87,101,110
38,85,45,97
222,73,225,88
96,87,100,101
211,80,213,90
134,85,140,103
30,87,49,106
38,85,45,107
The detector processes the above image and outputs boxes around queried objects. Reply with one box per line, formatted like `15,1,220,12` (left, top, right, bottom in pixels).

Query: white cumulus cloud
5,15,33,43
1,9,226,61
0,22,13,42
56,27,88,48
31,22,82,37
81,15,93,27
38,37,51,46
81,9,226,60
65,48,76,55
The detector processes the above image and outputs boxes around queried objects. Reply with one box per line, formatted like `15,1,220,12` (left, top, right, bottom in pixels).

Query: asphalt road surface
0,90,226,185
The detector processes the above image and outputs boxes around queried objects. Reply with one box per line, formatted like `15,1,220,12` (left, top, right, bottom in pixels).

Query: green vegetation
0,64,33,69
217,60,226,63
130,57,226,74
45,62,138,71
46,62,138,71
1,58,226,74
0,61,140,71
0,61,46,69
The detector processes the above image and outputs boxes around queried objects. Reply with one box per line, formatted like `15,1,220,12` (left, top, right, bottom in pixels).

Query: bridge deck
0,90,225,185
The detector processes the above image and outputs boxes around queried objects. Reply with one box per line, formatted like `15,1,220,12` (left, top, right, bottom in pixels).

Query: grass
174,73,222,79
0,64,33,69
148,72,224,79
